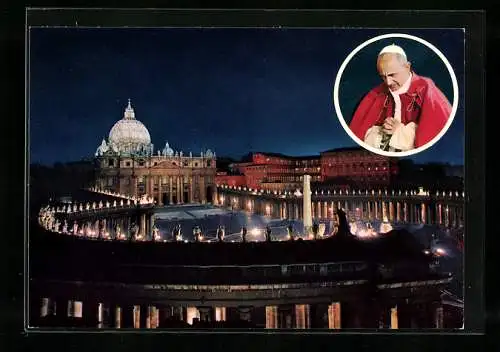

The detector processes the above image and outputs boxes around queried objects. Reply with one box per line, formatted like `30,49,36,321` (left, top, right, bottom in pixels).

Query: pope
349,44,452,152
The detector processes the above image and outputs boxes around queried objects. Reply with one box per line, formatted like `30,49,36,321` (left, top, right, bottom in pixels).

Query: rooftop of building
252,152,320,160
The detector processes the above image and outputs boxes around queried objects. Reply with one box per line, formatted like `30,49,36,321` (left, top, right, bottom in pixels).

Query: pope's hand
383,117,401,135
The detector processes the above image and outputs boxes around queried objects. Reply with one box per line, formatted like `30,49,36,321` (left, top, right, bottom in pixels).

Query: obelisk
303,174,313,235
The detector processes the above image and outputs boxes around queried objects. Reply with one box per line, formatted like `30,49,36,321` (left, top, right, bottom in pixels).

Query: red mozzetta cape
349,73,452,148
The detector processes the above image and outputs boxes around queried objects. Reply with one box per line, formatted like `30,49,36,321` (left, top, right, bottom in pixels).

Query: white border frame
333,33,459,157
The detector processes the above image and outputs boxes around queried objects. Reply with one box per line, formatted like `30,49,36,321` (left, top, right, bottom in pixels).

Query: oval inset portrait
334,33,459,157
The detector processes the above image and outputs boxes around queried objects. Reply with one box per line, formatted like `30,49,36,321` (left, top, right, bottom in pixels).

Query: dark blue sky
29,28,464,166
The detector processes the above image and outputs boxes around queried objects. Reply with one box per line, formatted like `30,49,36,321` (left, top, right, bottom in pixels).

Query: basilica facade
94,100,217,205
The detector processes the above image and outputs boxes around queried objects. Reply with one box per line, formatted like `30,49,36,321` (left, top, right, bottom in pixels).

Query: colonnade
34,297,445,329
216,191,464,228
98,174,215,206
65,213,156,241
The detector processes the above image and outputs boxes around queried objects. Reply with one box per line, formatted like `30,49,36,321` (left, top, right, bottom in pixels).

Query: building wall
95,154,216,205
320,149,398,186
214,173,246,187
219,149,397,191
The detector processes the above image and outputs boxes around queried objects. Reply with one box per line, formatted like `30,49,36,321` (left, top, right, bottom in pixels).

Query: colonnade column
328,302,341,329
266,306,278,328
390,305,398,329
434,304,444,328
389,201,394,222
140,214,146,238
403,202,408,223
295,304,310,329
186,307,199,325
215,307,226,322
40,297,51,317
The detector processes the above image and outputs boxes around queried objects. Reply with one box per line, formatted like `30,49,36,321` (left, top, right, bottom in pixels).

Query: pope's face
377,53,411,92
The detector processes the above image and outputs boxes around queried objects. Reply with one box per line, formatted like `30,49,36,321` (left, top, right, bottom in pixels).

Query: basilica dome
107,99,152,155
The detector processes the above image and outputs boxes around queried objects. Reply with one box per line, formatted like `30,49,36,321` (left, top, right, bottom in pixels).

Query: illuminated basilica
94,100,217,205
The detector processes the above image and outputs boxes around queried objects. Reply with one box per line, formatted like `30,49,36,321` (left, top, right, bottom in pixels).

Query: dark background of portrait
338,29,464,155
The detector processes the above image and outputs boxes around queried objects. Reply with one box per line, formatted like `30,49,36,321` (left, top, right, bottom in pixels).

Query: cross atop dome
124,98,135,119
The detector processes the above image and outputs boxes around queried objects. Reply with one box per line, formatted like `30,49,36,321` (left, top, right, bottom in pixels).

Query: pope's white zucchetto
378,44,407,60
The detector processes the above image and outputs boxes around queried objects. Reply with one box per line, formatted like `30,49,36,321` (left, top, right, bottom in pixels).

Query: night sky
29,28,464,166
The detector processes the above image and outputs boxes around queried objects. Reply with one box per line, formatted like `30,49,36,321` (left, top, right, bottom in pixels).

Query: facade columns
177,176,182,204
421,203,427,224
266,306,278,328
374,201,379,220
200,176,206,204
367,201,372,220
328,302,341,329
403,202,408,223
189,176,194,203
169,176,173,204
